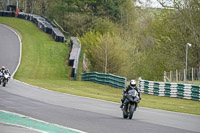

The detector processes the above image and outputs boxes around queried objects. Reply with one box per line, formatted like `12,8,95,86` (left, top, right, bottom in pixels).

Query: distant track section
0,10,66,43
0,24,20,75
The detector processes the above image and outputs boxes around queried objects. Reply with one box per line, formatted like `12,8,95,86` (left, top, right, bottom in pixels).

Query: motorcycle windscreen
126,95,134,102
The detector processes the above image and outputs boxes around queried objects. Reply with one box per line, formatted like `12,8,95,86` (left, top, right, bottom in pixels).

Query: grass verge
1,17,200,115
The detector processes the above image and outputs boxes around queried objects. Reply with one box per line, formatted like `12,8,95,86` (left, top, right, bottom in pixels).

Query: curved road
0,24,200,133
0,24,20,74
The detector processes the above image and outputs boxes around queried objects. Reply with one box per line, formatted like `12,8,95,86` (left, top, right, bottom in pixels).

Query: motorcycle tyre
3,79,7,87
123,112,128,119
128,104,135,119
123,105,128,119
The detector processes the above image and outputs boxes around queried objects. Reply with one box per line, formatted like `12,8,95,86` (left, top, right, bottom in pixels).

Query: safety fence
69,37,81,80
82,72,127,89
0,10,15,17
139,78,200,101
164,67,200,82
0,10,66,42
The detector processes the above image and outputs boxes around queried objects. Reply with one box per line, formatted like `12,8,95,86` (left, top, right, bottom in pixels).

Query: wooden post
184,69,186,83
199,66,200,80
164,71,166,82
170,71,172,82
192,67,194,82
164,71,170,82
176,69,178,82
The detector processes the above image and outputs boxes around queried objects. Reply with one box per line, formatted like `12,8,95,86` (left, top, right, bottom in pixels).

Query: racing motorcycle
122,89,140,119
0,72,10,87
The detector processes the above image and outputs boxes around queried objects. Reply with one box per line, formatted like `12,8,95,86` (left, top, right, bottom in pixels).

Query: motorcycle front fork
126,103,138,112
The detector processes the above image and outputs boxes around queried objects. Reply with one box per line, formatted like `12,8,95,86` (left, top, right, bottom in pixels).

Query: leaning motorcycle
1,72,10,87
122,89,140,119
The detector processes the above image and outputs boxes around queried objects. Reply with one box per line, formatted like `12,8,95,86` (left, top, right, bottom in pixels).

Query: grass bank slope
0,17,200,115
0,17,69,80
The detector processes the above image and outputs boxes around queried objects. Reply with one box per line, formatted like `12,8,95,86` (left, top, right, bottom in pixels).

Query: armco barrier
69,37,81,80
139,78,200,101
0,10,66,43
82,72,127,89
0,10,14,17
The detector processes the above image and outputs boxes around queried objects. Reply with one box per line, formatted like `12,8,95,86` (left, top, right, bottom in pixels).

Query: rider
0,66,11,85
120,80,141,110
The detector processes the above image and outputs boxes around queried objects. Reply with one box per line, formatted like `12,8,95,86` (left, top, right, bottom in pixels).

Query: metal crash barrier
139,78,200,101
82,72,127,89
69,37,81,80
0,10,66,43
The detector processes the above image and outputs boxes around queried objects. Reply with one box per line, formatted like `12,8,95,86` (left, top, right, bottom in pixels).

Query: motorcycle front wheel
3,79,7,87
128,104,135,119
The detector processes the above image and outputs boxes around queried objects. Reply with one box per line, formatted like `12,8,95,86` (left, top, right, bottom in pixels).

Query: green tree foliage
80,31,129,76
176,0,200,67
17,0,200,81
19,0,127,36
91,18,121,35
136,0,200,80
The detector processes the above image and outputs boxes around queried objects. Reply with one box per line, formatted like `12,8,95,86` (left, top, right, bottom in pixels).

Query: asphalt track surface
0,24,200,133
0,24,20,74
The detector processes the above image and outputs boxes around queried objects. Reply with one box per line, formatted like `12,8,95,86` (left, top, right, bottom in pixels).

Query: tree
25,0,34,13
176,0,200,67
138,0,200,80
80,31,129,76
91,18,121,35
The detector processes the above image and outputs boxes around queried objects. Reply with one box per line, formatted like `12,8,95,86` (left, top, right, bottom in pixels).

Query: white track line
0,24,22,79
0,24,88,133
0,110,87,133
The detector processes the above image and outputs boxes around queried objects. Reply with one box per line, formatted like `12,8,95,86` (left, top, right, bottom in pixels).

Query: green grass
0,17,69,80
17,79,200,115
175,81,200,85
1,17,200,115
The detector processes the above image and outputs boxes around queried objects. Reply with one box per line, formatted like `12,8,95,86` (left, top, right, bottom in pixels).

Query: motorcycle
122,89,140,119
0,72,10,87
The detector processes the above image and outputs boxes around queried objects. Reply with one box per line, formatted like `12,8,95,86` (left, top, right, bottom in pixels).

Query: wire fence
164,67,200,82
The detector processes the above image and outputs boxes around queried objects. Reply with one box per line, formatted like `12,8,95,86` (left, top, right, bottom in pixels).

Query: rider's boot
120,102,123,108
120,98,125,108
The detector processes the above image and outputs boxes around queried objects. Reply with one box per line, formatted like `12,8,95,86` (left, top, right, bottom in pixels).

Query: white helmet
1,66,5,70
130,80,136,87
